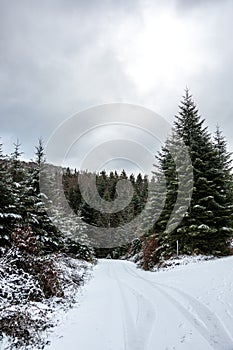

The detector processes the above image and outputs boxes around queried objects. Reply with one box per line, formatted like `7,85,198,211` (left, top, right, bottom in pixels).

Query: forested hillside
62,91,233,267
1,90,233,348
0,139,94,260
0,139,94,348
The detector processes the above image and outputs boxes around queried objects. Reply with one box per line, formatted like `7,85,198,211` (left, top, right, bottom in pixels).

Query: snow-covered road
46,258,233,350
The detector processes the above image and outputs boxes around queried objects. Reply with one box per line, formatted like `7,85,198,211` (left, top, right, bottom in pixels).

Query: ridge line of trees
0,138,94,261
1,89,233,265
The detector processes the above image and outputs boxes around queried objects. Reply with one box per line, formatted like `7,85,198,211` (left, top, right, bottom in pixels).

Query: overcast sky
1,0,233,173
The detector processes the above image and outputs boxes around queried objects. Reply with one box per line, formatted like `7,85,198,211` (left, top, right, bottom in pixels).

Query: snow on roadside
44,257,233,350
0,250,94,350
151,254,216,272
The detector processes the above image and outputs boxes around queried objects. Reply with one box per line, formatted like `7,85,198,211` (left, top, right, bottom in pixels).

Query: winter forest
1,90,233,349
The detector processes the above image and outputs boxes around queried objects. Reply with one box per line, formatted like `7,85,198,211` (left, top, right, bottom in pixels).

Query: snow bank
152,254,215,272
0,249,93,349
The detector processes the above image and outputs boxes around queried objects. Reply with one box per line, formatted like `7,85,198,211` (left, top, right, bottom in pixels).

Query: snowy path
46,258,233,350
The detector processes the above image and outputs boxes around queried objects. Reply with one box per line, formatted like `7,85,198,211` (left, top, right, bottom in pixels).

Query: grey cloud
0,0,233,170
0,0,139,159
173,0,230,12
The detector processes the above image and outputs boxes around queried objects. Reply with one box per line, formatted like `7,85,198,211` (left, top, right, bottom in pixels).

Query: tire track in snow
111,263,156,350
120,282,156,350
156,281,233,349
125,264,233,350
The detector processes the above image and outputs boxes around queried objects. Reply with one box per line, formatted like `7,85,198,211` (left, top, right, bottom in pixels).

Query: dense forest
62,90,233,267
0,139,94,261
0,90,233,269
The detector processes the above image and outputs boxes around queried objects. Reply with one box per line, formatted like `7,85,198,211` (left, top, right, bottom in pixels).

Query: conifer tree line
1,89,233,263
63,90,233,262
62,169,149,257
0,139,94,260
63,169,149,228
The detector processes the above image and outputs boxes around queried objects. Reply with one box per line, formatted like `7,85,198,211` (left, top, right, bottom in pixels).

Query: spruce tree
213,126,233,237
8,140,25,226
0,141,15,252
154,90,233,259
23,139,63,253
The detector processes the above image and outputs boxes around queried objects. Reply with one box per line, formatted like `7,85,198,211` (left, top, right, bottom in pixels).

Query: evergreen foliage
0,90,232,263
0,139,94,260
0,141,15,251
152,90,233,261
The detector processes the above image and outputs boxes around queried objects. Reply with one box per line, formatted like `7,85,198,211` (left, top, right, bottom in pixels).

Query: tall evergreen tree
0,141,15,252
8,140,25,227
23,139,63,253
153,90,233,259
213,126,233,234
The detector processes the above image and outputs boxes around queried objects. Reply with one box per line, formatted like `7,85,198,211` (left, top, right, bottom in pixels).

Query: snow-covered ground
45,257,233,350
0,251,93,349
